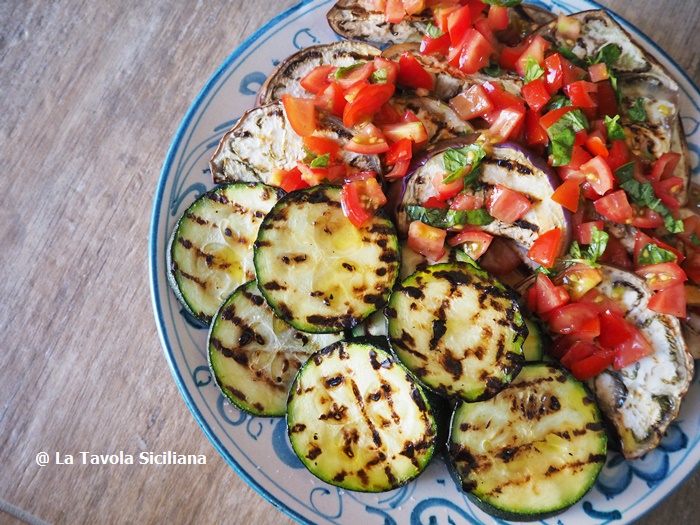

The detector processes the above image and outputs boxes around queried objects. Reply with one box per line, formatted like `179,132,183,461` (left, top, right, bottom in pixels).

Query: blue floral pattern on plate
149,1,700,523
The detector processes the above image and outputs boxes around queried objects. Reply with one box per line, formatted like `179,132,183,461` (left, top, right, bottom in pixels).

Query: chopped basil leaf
691,232,700,247
406,205,494,229
556,45,586,68
482,0,523,7
545,108,588,166
425,22,443,39
565,227,608,267
482,62,501,77
628,97,647,122
372,68,388,84
524,56,544,83
544,95,572,112
309,153,330,168
334,62,363,79
638,243,676,265
442,144,486,184
604,114,626,140
615,162,685,234
589,44,621,68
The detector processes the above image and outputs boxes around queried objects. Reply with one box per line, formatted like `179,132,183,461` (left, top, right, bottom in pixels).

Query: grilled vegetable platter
151,0,700,523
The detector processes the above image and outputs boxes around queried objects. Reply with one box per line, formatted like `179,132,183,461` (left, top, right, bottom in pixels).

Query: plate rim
148,1,700,524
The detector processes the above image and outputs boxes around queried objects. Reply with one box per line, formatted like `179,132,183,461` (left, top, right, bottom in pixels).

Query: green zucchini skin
208,280,342,417
448,362,607,521
167,183,284,325
387,262,526,402
286,341,437,492
254,185,400,333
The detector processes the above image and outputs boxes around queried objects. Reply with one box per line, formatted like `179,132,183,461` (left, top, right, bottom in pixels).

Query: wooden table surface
2,1,699,524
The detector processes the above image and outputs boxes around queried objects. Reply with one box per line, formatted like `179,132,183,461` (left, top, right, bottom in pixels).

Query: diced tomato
420,32,451,55
446,5,472,45
449,84,494,120
487,107,525,141
384,0,405,24
487,5,509,31
473,16,500,52
578,287,626,317
282,94,317,137
555,263,603,300
297,161,343,186
683,250,700,284
613,327,654,370
629,206,664,229
456,28,495,74
521,78,551,112
343,83,396,127
527,228,563,268
448,229,493,260
584,131,608,158
372,56,399,85
587,62,609,83
652,176,684,209
559,340,598,368
486,184,532,223
277,166,309,193
580,155,614,196
649,151,681,181
385,137,413,165
633,230,684,267
397,51,434,90
648,283,686,317
561,56,587,87
598,310,635,348
477,237,523,275
300,64,334,94
575,220,604,245
344,122,389,154
678,214,700,252
423,196,449,209
341,176,387,228
408,221,446,261
564,80,597,108
534,272,570,315
524,109,549,146
314,82,346,118
570,348,615,381
303,135,340,162
433,5,460,33
543,52,564,94
385,159,410,180
540,105,576,129
515,35,550,78
635,262,687,291
593,189,634,223
605,140,630,171
482,81,526,111
499,42,527,70
403,0,425,16
595,80,619,117
433,171,464,200
551,178,580,212
548,301,600,338
334,62,375,90
373,101,402,125
451,191,484,211
381,119,428,144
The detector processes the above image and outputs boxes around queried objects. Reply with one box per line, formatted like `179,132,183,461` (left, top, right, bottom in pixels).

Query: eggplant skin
327,0,429,46
257,41,381,105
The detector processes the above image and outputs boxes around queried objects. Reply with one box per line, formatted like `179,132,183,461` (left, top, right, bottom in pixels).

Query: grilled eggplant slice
390,95,474,147
254,185,400,333
584,265,693,459
287,340,438,492
210,101,382,185
257,40,381,105
208,280,342,416
393,137,571,253
387,262,526,402
326,0,430,46
167,183,284,325
448,362,607,520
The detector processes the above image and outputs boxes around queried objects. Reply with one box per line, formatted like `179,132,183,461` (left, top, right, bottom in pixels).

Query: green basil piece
406,205,494,229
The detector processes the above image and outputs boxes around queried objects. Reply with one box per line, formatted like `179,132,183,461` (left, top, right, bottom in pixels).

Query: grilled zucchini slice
387,262,526,402
254,185,400,333
448,362,607,520
167,183,284,325
208,281,342,416
287,341,437,492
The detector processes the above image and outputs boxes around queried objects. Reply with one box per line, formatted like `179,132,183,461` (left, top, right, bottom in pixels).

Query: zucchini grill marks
208,281,342,416
254,185,400,333
287,341,437,492
448,363,607,520
167,183,284,325
387,262,527,402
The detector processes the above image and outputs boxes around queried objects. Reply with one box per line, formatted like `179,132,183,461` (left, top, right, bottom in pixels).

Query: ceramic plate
149,1,700,523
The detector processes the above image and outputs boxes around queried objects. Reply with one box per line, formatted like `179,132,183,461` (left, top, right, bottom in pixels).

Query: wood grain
0,1,697,524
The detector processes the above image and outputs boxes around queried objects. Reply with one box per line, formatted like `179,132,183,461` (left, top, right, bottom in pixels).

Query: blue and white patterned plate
149,1,700,523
